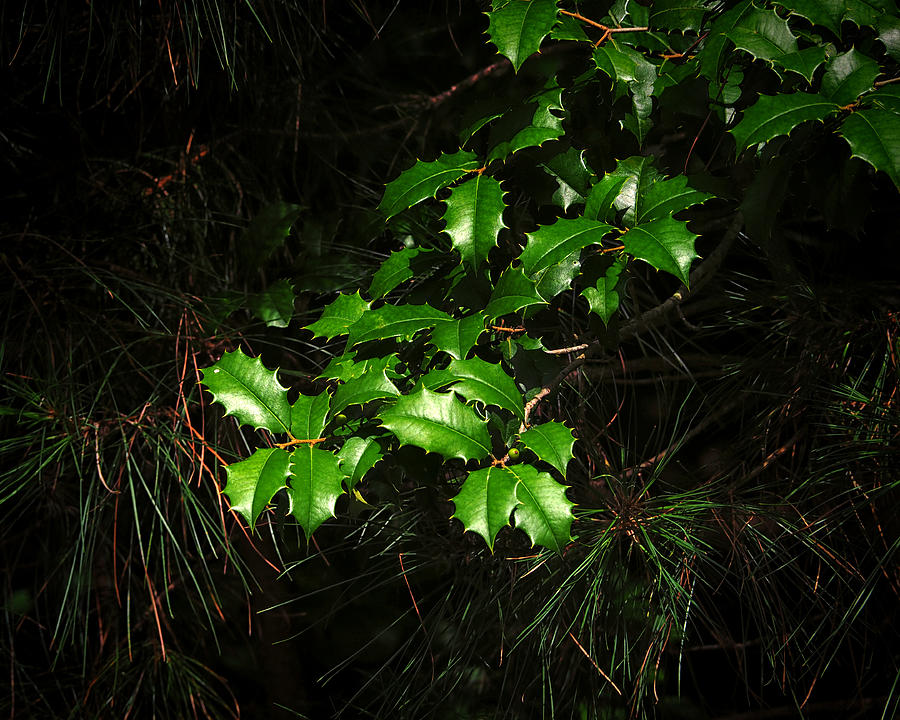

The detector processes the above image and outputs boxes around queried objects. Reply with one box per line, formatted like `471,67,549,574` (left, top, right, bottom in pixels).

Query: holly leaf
378,150,480,220
369,247,438,300
519,421,576,477
638,175,714,223
533,250,581,302
551,12,590,41
869,85,900,114
582,256,625,325
223,447,291,530
346,303,453,347
775,46,828,84
821,49,881,105
593,44,658,102
443,174,507,271
622,217,698,286
318,353,398,382
520,217,617,276
378,388,492,462
485,0,559,72
731,92,841,156
430,313,486,360
511,464,575,552
451,466,520,551
305,292,370,341
698,0,756,82
585,174,629,222
200,348,291,435
288,446,346,540
726,8,797,62
290,393,330,440
543,147,593,211
248,279,295,328
331,369,400,415
337,436,383,490
649,0,706,31
488,81,565,163
443,357,524,420
839,108,900,188
844,0,899,29
602,155,661,227
484,265,547,320
240,201,303,266
775,0,844,36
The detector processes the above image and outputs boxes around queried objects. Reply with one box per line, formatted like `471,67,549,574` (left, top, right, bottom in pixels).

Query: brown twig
559,9,648,45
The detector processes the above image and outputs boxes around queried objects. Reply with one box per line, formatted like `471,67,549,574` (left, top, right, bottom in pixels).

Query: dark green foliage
4,1,900,719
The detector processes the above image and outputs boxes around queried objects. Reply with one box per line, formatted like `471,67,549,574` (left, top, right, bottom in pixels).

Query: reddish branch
558,9,648,45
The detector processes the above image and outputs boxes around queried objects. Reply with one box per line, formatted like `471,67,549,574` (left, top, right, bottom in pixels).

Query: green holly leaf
248,279,295,328
318,353,399,382
369,247,438,300
731,92,841,156
378,150,480,220
593,44,658,102
378,388,492,462
869,86,900,114
726,8,798,62
511,464,575,552
331,369,400,415
638,175,714,223
649,0,706,31
485,0,559,72
601,155,662,227
622,87,655,144
336,436,383,490
585,174,629,222
305,292,370,341
582,256,625,325
821,49,881,105
288,446,346,540
442,174,507,271
223,447,291,530
844,0,899,29
346,303,453,347
430,313,486,360
200,348,291,435
533,250,581,302
775,46,828,84
240,201,303,266
520,218,617,276
451,466,520,551
484,265,547,320
775,0,844,36
488,81,565,163
519,421,576,477
698,0,755,82
622,217,698,286
875,13,900,60
443,357,524,420
839,108,900,188
290,392,330,440
543,147,594,211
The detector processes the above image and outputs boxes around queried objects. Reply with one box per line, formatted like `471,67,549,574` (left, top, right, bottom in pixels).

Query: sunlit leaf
378,150,480,220
821,49,881,105
451,466,520,551
346,303,452,347
290,393,330,440
378,388,493,462
622,217,698,286
337,436,383,490
224,447,291,530
288,446,346,540
200,348,291,435
331,369,400,415
839,108,900,188
430,313,486,360
484,265,547,319
305,292,370,341
443,174,507,271
512,464,575,552
520,217,616,276
582,256,626,325
519,421,576,477
485,0,559,71
731,92,840,156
